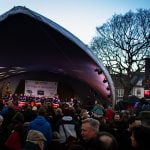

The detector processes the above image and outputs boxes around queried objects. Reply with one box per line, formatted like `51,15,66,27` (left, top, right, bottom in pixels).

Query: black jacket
23,141,41,150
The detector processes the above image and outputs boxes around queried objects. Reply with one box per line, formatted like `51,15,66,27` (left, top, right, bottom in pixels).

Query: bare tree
90,9,150,99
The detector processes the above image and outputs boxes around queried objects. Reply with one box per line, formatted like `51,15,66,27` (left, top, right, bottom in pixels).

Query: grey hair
82,118,100,132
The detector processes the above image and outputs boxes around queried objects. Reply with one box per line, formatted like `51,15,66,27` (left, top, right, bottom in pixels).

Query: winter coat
28,115,52,143
56,116,78,143
91,105,104,118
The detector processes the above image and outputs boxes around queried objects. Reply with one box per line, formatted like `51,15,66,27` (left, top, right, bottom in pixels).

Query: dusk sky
0,0,149,44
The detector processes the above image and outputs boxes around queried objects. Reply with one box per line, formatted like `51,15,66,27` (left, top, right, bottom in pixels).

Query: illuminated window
117,89,124,97
137,89,141,95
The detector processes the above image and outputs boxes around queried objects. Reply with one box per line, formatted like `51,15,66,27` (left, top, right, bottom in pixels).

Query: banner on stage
25,80,57,98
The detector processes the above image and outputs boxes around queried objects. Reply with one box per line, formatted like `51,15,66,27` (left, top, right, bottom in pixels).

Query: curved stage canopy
0,6,115,105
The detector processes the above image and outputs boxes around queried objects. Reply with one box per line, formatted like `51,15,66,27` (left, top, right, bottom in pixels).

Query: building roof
112,72,145,88
0,6,115,104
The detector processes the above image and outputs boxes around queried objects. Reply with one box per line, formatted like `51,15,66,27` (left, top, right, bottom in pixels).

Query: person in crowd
0,115,5,149
0,100,16,148
119,115,142,150
23,130,47,150
107,112,122,133
131,126,150,150
80,118,100,150
104,105,115,122
128,116,141,132
56,106,79,145
80,109,90,120
0,100,16,130
28,107,52,149
91,99,104,119
138,110,150,127
22,106,37,122
4,111,25,149
0,99,4,111
50,131,62,150
93,131,118,150
52,108,63,131
106,112,129,150
108,112,123,131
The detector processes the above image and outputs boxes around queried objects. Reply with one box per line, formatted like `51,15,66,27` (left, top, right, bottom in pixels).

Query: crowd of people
0,95,150,150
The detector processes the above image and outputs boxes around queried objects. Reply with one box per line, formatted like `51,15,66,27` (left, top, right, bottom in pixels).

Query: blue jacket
28,115,52,143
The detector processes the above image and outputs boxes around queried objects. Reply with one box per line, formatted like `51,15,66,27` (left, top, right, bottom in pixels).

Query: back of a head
62,106,74,116
55,108,62,115
80,109,90,120
38,107,47,116
12,111,24,123
128,116,136,124
52,131,60,139
95,99,101,104
96,132,118,150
